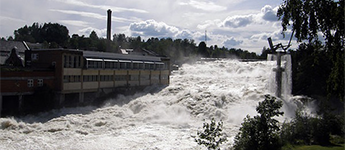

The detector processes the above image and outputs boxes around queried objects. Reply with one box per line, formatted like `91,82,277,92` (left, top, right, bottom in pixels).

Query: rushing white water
1,59,299,150
267,54,293,100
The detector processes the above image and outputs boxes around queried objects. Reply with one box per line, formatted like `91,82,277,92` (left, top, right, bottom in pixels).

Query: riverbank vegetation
2,24,261,67
229,95,343,150
282,144,345,150
278,0,344,103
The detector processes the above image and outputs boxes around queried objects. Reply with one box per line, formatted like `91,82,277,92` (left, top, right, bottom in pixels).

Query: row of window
87,60,167,70
63,76,81,83
64,55,82,68
63,75,168,83
27,79,44,87
63,54,168,70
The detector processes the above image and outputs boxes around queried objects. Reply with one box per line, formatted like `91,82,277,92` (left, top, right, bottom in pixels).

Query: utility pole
267,30,294,99
273,51,284,98
205,30,207,44
267,37,289,98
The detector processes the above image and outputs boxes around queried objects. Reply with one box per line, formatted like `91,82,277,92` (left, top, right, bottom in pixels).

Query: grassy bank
283,144,344,150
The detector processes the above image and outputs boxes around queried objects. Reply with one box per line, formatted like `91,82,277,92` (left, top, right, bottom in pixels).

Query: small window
69,56,73,68
74,56,78,68
115,75,127,81
127,62,132,69
64,55,67,68
120,62,126,69
161,75,169,80
139,63,144,70
63,76,69,83
75,76,80,82
92,75,98,81
27,79,34,87
31,53,39,61
38,79,43,87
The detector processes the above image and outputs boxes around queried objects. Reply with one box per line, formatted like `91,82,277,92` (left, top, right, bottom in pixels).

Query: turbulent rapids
0,59,298,149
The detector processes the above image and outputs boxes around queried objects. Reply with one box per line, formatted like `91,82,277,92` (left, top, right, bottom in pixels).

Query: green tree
41,22,69,47
277,0,344,100
7,36,14,41
195,118,227,150
14,25,36,43
198,41,208,57
89,30,99,40
14,22,70,48
280,107,344,146
233,95,284,150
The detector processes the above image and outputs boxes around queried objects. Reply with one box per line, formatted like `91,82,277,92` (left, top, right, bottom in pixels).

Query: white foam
0,59,301,150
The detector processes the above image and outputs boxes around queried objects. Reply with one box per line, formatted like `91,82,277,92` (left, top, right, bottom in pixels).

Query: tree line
2,0,343,103
278,0,344,102
194,0,344,149
196,95,344,150
2,23,262,66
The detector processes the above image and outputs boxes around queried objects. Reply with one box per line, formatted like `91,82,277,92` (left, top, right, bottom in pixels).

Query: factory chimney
106,9,112,52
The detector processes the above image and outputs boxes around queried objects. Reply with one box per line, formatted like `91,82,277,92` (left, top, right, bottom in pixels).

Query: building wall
140,70,150,86
151,71,160,85
29,50,84,91
99,70,114,88
160,70,170,85
1,49,171,116
128,70,140,86
115,70,128,87
0,70,55,95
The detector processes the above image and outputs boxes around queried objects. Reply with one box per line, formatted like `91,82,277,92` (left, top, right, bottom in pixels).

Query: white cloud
0,16,25,23
221,15,253,28
0,0,288,54
50,9,105,20
223,37,243,47
179,0,227,12
176,30,194,40
197,19,222,29
50,9,135,22
0,16,26,38
129,20,179,37
59,20,90,27
261,5,279,22
53,0,148,13
220,5,279,28
78,27,107,38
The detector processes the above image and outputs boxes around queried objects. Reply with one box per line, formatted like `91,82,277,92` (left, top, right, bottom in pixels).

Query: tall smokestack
106,9,112,52
107,9,112,41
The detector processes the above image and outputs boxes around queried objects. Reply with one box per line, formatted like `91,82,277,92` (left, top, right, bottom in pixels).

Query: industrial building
0,42,170,116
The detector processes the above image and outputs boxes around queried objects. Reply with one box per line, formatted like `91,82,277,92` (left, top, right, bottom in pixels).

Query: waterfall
1,59,297,149
267,53,292,99
282,54,292,99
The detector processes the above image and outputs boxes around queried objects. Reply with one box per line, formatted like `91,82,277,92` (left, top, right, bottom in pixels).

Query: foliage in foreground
280,108,344,146
278,0,344,101
195,118,227,150
233,95,284,150
282,144,345,150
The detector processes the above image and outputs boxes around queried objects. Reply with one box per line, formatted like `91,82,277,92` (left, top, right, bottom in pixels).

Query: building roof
120,49,133,54
0,41,28,65
0,41,27,53
83,50,161,62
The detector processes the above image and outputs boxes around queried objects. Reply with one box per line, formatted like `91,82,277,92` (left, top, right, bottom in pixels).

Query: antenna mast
205,30,207,44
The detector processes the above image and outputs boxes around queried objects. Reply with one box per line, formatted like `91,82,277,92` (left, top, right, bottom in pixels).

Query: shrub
233,95,284,150
195,118,227,150
280,108,344,146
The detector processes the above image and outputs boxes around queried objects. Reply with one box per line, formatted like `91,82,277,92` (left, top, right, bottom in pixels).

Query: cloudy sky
0,0,296,54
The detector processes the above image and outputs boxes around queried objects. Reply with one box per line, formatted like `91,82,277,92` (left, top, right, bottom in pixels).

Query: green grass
283,144,345,150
